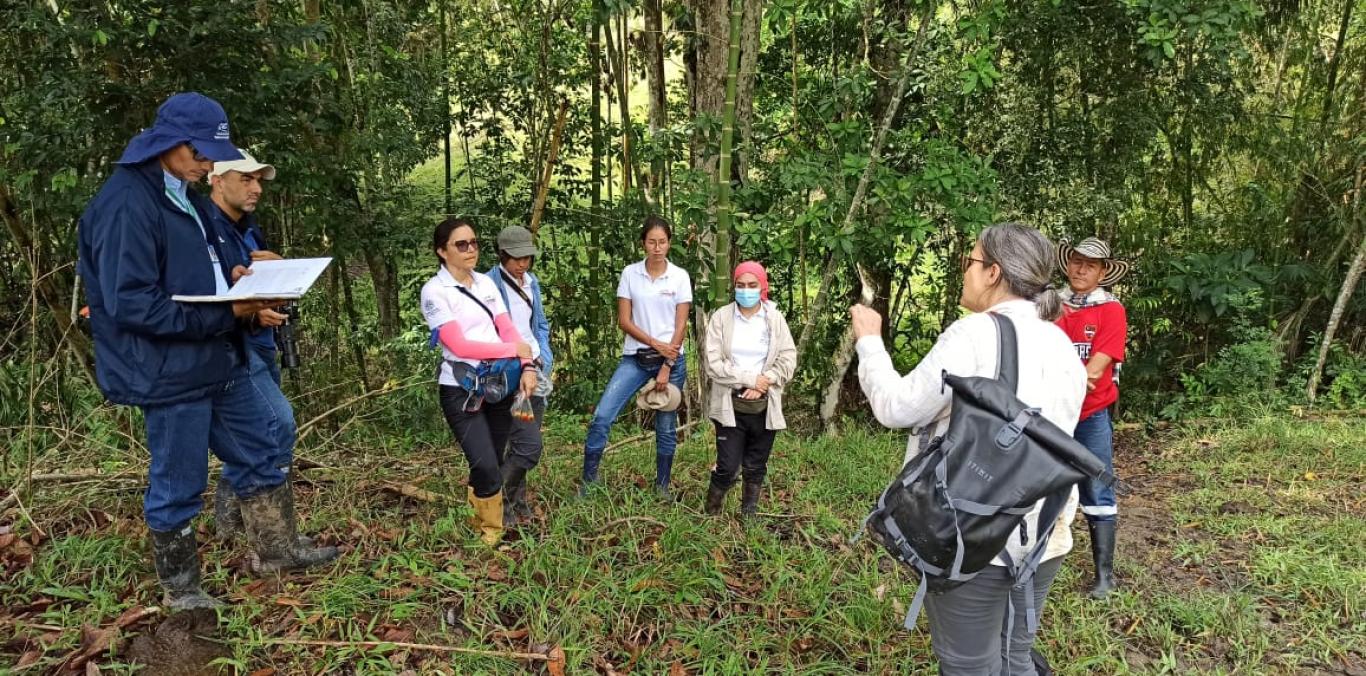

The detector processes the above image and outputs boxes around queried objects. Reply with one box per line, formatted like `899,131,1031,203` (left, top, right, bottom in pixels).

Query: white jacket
856,299,1087,565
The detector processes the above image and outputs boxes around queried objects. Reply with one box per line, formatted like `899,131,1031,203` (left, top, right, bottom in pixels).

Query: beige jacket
703,301,798,429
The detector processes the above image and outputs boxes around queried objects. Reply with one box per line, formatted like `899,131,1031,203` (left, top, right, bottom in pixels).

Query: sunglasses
449,238,479,253
186,143,210,163
960,255,990,273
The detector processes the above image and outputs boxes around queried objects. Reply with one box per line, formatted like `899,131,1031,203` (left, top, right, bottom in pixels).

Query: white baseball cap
210,147,277,180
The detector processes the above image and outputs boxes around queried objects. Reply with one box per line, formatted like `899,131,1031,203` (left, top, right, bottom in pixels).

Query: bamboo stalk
529,100,570,235
711,0,744,308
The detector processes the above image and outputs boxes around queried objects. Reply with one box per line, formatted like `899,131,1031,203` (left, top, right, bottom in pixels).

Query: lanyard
165,187,230,294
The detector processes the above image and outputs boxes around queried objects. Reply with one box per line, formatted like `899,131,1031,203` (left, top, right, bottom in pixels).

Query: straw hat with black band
1057,237,1131,287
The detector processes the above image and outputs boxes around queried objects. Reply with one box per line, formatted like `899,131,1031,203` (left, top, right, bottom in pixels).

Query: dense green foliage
1,1,1363,671
2,0,1362,433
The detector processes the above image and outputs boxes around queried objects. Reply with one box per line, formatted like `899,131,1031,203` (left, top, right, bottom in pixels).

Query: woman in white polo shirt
420,217,537,546
580,216,692,499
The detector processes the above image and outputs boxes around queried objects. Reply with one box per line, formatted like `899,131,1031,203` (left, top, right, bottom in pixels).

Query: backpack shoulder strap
990,312,1019,393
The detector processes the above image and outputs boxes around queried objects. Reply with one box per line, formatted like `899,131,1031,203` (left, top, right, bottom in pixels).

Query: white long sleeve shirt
856,299,1087,565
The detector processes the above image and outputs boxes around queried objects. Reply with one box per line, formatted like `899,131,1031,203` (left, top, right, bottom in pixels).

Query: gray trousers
923,557,1063,676
504,395,546,470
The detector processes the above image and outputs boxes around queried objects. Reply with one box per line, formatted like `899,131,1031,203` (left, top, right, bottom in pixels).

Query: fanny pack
732,389,768,415
634,347,667,370
449,358,522,405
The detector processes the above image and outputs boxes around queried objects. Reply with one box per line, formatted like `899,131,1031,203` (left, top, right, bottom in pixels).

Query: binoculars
275,302,301,370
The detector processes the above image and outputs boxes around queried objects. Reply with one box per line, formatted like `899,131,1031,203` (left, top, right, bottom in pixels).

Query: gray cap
497,225,539,258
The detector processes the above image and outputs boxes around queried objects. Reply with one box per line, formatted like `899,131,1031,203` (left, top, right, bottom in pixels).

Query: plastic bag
510,392,536,422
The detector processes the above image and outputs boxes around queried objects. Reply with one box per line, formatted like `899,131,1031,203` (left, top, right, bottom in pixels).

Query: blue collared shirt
163,171,229,294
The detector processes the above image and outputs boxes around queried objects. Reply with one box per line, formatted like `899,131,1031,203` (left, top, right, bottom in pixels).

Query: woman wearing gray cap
488,225,553,526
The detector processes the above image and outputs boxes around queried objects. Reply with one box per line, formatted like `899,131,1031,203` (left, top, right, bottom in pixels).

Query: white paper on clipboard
172,257,333,302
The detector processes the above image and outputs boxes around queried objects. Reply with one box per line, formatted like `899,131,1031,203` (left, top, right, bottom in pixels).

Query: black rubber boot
704,481,729,515
1088,520,1118,599
578,452,603,498
150,527,223,611
654,453,675,501
501,463,529,525
240,483,339,575
1030,646,1054,675
212,476,243,542
218,472,313,546
739,481,762,519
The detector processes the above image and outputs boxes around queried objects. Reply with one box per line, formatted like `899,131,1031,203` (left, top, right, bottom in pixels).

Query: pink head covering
733,261,770,301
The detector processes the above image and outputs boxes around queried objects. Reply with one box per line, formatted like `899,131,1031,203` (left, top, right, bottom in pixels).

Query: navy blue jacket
77,160,246,406
208,202,276,354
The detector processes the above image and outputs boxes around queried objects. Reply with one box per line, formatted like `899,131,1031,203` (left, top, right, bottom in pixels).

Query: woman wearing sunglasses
580,216,692,500
420,217,537,546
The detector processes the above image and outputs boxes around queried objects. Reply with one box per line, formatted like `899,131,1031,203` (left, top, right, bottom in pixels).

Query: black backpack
859,313,1116,633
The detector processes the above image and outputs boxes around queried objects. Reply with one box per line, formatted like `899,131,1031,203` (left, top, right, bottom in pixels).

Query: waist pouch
732,389,768,415
634,347,667,370
449,358,522,404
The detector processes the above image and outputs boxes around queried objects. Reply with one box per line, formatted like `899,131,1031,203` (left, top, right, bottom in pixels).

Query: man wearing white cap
1055,236,1130,600
205,149,323,560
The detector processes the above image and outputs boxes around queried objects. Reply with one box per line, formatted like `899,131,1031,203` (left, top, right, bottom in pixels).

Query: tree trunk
794,6,934,360
337,255,372,393
529,99,569,235
1307,165,1365,402
818,265,878,431
644,0,668,196
363,249,399,341
1316,0,1354,143
589,0,604,340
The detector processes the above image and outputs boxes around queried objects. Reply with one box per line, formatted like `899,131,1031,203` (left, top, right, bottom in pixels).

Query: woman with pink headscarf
701,261,799,518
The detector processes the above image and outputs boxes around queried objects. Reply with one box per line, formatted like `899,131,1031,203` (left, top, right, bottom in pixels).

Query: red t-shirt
1056,301,1127,420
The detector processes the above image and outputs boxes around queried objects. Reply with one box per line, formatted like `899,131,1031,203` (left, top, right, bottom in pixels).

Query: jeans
440,385,515,498
1073,408,1117,522
711,413,776,487
141,375,289,532
583,356,687,484
923,557,1063,676
247,345,295,470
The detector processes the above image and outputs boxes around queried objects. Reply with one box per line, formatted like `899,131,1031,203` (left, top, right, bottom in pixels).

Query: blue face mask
735,288,762,308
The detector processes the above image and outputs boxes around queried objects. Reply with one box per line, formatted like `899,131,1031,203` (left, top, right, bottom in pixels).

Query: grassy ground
2,412,1363,674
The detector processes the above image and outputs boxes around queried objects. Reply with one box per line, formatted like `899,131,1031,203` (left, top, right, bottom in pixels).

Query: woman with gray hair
851,223,1087,675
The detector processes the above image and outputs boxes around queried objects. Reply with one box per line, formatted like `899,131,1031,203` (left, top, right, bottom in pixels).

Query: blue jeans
583,356,687,485
1073,408,1117,522
248,345,296,470
141,374,288,532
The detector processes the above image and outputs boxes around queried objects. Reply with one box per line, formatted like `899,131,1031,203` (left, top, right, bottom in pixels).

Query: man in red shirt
1055,237,1130,599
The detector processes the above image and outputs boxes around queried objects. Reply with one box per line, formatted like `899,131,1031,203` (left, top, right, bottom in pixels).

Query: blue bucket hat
116,92,243,166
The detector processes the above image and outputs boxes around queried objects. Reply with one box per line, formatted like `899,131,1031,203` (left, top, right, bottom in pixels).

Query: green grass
3,414,1363,673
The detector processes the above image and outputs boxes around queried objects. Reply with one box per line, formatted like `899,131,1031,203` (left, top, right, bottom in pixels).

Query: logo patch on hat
215,122,229,140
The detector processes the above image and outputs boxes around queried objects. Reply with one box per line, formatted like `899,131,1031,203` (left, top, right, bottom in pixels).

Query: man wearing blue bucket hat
77,93,337,611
